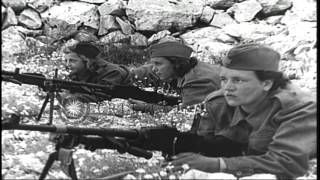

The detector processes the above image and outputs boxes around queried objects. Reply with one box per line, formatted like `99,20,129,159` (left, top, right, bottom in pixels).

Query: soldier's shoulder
204,89,225,102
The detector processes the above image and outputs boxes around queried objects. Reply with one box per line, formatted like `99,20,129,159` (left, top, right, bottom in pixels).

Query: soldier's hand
169,152,220,173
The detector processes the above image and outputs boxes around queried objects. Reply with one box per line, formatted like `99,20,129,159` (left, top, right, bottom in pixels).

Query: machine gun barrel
2,68,181,105
2,123,139,139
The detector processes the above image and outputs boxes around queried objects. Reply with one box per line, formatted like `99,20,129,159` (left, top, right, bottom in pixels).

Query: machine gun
2,68,181,124
2,114,180,180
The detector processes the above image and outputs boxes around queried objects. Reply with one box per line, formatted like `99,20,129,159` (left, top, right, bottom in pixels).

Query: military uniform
202,84,316,178
168,43,317,179
69,58,133,102
177,61,220,107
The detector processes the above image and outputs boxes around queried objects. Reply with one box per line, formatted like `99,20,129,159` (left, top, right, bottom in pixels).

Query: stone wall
1,0,317,92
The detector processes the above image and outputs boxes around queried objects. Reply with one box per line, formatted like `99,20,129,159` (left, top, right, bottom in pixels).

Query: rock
222,22,286,42
291,0,316,22
99,30,130,44
16,26,43,37
194,40,233,64
115,17,135,35
18,8,42,29
281,10,317,42
43,19,79,40
41,1,99,31
98,1,124,15
227,0,262,22
2,0,27,12
210,12,237,28
181,26,236,45
257,0,292,17
147,30,172,45
206,0,237,9
26,0,55,13
74,29,99,42
130,32,148,47
265,15,282,25
1,6,6,24
2,6,18,30
98,15,120,36
79,0,107,4
200,6,215,24
2,26,28,61
126,0,205,31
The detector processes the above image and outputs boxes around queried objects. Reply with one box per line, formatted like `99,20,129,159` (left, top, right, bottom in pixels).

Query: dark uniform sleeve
222,101,316,178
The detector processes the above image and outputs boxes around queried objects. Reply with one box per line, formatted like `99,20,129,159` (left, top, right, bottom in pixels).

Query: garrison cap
149,41,193,59
222,43,281,71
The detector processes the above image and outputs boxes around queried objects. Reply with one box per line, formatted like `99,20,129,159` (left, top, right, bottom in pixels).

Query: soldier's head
148,40,197,81
64,42,101,75
219,43,289,112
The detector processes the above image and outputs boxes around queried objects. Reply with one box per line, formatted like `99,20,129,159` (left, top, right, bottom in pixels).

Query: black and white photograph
2,0,316,179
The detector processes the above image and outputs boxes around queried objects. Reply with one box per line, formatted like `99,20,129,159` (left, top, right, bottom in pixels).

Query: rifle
2,68,181,124
2,114,179,180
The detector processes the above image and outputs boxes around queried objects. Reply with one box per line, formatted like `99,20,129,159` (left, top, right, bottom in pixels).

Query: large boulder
115,17,135,35
2,26,28,62
18,8,42,30
147,30,172,45
41,1,99,39
291,0,316,22
26,0,55,13
227,0,262,22
98,1,124,15
180,27,235,63
281,10,317,42
181,26,237,45
210,12,237,28
126,0,205,31
222,22,286,42
98,15,120,36
257,0,292,17
2,6,18,30
2,0,27,12
206,0,237,9
129,32,148,47
199,6,215,24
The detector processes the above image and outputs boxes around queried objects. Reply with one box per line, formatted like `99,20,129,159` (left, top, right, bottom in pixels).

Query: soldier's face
219,67,271,112
65,53,86,75
150,57,175,81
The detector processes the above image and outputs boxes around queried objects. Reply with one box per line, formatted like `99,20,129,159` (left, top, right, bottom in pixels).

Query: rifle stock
2,68,181,105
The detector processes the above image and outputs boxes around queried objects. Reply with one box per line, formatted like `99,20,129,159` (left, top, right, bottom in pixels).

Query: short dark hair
166,56,198,77
254,71,290,92
67,42,101,59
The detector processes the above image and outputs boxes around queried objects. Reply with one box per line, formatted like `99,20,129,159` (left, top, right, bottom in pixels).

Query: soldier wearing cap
163,43,316,178
128,40,221,120
64,41,133,102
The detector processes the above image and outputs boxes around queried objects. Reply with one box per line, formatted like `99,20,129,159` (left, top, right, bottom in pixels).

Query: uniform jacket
203,85,316,178
177,61,221,107
70,58,133,102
